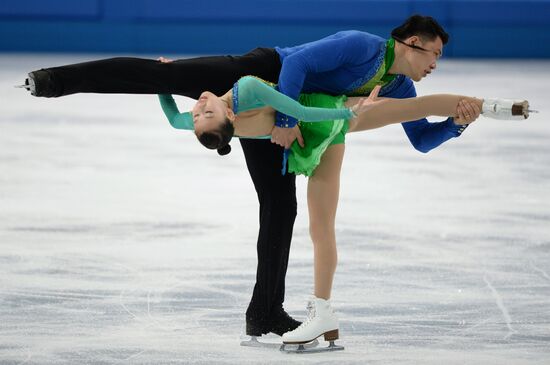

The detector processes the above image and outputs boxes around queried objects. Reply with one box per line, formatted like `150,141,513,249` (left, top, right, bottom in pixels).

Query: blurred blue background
1,0,549,57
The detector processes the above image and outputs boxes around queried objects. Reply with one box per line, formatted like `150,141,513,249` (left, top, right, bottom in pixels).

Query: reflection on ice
0,55,549,364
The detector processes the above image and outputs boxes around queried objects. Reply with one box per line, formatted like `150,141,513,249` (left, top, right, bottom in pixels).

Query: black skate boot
245,315,268,337
20,70,58,97
265,307,301,336
241,308,302,348
245,307,301,336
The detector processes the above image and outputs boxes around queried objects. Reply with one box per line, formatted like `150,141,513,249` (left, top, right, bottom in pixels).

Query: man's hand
271,125,305,149
454,99,481,125
158,57,174,63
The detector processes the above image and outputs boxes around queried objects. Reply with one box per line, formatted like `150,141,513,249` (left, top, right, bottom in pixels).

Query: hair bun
217,144,231,156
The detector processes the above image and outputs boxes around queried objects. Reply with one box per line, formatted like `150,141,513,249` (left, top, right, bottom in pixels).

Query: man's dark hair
391,14,449,45
197,117,234,156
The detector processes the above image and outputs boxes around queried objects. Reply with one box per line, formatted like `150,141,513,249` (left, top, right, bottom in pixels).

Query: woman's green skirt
288,93,349,177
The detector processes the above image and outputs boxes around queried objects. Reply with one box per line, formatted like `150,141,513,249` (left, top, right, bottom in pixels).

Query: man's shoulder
297,30,386,49
383,75,417,98
331,30,386,44
276,30,386,56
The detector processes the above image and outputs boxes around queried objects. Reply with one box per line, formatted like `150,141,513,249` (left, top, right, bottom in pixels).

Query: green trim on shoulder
351,38,396,95
381,38,397,84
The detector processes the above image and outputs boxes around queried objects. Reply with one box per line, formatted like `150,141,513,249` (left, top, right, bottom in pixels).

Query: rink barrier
0,0,549,57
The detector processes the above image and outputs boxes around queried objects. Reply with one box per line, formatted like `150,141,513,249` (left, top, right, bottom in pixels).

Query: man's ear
407,35,420,45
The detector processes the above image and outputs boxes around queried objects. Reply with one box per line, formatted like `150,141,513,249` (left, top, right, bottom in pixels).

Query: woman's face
192,91,229,135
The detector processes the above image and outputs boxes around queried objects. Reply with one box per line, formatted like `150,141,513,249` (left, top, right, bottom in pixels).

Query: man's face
406,36,443,81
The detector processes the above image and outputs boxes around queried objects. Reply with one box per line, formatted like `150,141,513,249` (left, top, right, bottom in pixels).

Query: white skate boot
482,98,536,120
280,297,344,353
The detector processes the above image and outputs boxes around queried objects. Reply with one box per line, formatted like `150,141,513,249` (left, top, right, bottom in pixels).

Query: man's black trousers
41,48,297,327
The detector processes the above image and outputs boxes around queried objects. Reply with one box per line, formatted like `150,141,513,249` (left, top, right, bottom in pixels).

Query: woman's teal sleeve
241,76,353,122
158,94,194,130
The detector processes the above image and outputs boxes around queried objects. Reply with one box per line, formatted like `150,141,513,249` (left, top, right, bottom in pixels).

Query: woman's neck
221,89,243,133
218,87,274,137
220,90,233,111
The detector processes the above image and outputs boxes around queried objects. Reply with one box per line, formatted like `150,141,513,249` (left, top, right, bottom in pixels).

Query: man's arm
277,32,378,101
401,118,464,153
391,78,472,153
272,32,379,147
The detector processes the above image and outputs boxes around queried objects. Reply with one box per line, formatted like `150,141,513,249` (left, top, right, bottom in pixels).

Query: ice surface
0,55,549,364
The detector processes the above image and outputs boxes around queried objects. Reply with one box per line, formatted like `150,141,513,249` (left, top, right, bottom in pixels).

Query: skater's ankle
312,294,330,301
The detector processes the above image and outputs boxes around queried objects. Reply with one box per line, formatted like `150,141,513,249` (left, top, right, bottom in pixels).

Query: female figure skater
157,73,531,349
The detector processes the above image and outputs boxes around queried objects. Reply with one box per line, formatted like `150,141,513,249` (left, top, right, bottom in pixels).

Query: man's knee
260,192,297,218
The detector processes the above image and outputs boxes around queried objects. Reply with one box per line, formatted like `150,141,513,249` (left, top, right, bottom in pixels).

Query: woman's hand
157,57,174,63
351,84,382,117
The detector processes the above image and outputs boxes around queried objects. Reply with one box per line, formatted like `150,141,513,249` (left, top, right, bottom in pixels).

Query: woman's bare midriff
233,107,276,137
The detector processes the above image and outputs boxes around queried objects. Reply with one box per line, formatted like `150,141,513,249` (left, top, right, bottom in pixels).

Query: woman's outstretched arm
239,76,354,121
158,94,194,130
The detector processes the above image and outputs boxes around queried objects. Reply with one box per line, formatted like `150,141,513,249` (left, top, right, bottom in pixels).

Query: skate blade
280,340,342,354
527,109,539,113
241,336,319,350
14,84,30,90
240,336,281,349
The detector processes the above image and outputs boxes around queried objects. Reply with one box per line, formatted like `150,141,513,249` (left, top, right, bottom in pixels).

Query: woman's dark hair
197,117,234,156
391,14,449,45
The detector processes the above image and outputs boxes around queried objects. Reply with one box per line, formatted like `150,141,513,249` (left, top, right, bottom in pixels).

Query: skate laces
296,300,316,329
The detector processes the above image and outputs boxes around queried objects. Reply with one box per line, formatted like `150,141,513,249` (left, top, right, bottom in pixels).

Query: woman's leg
346,95,483,132
281,144,344,345
307,144,345,300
